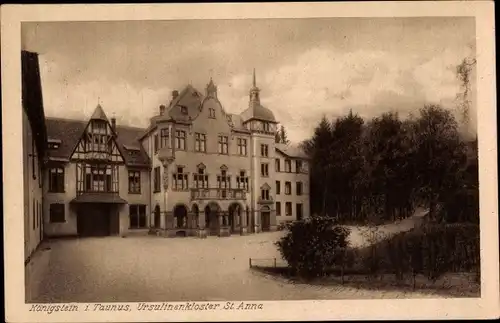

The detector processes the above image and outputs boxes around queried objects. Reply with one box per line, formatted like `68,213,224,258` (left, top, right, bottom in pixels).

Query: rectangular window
218,135,229,154
275,158,280,172
209,108,216,118
175,130,186,150
296,182,303,196
154,134,159,154
129,204,147,229
236,171,249,191
49,203,65,223
160,129,170,148
276,202,281,216
153,166,161,192
49,167,65,192
261,189,270,200
128,171,141,194
285,181,292,195
173,166,188,190
195,133,206,152
32,199,35,229
285,202,292,216
260,163,269,177
193,167,209,188
285,159,292,173
296,203,303,220
276,181,281,194
296,160,303,173
237,138,247,156
261,144,269,157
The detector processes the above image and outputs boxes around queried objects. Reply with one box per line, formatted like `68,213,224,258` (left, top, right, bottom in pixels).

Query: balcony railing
190,188,247,201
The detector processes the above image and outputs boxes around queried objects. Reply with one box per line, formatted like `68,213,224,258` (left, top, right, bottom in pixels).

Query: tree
275,124,291,144
412,105,468,221
456,57,476,134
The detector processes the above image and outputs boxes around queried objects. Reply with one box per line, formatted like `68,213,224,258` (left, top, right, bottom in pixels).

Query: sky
22,18,476,143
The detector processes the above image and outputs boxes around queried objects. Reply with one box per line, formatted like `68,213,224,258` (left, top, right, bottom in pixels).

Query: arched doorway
173,204,188,229
261,206,271,232
154,205,161,228
192,204,199,229
205,202,220,236
228,203,242,233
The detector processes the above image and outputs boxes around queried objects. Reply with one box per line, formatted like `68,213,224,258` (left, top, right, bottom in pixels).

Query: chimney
111,117,116,132
172,90,179,100
159,105,166,115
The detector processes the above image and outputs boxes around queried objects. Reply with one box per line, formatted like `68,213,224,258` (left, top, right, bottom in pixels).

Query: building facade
22,50,48,262
43,72,310,238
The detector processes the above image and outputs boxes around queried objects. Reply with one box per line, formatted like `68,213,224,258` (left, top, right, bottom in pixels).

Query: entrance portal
77,204,114,237
260,211,271,231
228,203,242,234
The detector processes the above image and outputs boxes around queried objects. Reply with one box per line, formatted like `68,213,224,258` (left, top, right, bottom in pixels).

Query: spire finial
253,68,256,87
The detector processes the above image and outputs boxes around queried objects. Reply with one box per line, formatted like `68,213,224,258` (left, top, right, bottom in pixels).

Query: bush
275,216,351,279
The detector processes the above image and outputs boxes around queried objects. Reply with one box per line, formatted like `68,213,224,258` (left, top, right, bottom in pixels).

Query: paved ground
31,222,442,303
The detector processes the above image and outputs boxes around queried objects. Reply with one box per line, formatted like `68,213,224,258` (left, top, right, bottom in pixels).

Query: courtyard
29,215,443,303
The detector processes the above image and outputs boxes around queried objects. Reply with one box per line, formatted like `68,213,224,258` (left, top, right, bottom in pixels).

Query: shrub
275,216,351,279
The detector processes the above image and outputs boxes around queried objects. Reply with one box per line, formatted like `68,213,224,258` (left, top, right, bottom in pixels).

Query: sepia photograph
3,2,498,322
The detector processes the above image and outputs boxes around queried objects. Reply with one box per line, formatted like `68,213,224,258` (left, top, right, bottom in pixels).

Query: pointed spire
253,68,256,88
206,76,217,98
249,68,260,104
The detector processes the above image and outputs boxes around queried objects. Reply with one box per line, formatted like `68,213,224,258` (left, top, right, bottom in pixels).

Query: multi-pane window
128,171,141,194
296,203,303,220
217,169,230,189
218,135,229,154
237,138,247,156
237,171,249,191
153,166,161,192
173,166,188,190
49,203,65,223
195,133,206,152
175,130,186,150
285,159,292,172
261,188,270,200
49,167,65,192
76,163,118,194
275,158,280,172
276,202,281,216
276,181,281,195
263,122,270,132
260,163,269,177
193,166,208,188
129,204,147,229
261,144,269,157
285,202,292,216
209,108,216,118
285,181,292,195
154,134,159,154
296,160,303,173
296,182,303,196
160,129,170,148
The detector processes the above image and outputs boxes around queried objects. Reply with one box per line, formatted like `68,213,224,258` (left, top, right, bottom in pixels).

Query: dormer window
180,106,188,115
48,138,62,150
209,108,216,118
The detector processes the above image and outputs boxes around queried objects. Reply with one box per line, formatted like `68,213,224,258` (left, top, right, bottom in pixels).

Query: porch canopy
70,193,127,204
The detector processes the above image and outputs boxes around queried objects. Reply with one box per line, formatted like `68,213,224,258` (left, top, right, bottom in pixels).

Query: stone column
240,206,248,235
219,211,230,237
198,209,207,239
254,209,261,233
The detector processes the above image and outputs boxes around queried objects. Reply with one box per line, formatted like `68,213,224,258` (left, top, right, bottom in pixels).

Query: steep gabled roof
275,143,309,159
90,104,109,122
45,117,150,167
167,85,203,121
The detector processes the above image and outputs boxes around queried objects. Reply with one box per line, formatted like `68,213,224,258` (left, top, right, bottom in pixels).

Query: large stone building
43,71,310,238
